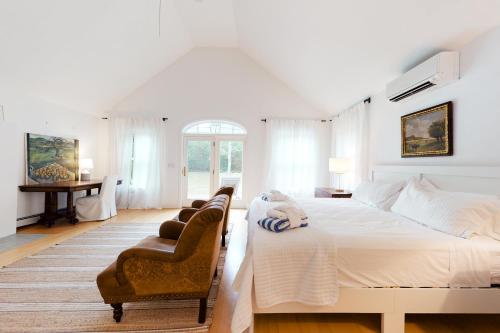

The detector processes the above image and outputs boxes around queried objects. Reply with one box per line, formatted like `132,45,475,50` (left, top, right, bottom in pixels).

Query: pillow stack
352,180,406,210
391,178,500,240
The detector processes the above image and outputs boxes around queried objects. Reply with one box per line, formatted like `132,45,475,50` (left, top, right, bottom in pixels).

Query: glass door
182,136,245,207
183,138,214,205
217,140,243,200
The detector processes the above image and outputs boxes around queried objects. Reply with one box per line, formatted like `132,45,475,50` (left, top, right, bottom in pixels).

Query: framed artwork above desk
25,133,79,185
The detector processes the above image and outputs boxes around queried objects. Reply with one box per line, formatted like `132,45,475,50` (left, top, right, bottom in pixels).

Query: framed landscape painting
26,133,79,184
401,102,453,158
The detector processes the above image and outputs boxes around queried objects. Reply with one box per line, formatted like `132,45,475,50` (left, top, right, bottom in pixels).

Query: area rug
0,221,232,333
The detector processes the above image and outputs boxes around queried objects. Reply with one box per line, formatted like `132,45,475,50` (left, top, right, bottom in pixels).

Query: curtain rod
260,118,329,123
101,117,168,122
330,96,371,121
261,97,371,123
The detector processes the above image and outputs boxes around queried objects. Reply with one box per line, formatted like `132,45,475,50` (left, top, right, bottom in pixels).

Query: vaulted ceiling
1,0,500,115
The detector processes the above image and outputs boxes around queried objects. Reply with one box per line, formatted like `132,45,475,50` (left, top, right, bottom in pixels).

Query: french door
182,135,244,207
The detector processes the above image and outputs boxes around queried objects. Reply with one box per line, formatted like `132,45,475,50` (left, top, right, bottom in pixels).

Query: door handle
182,166,187,176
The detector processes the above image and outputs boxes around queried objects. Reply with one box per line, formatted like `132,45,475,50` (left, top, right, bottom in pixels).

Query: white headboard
372,165,500,196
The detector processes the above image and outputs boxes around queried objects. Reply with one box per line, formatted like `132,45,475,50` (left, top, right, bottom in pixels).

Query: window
183,120,246,135
130,134,152,189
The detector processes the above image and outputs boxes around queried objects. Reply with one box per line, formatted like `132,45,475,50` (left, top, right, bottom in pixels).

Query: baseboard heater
16,213,43,222
16,207,73,222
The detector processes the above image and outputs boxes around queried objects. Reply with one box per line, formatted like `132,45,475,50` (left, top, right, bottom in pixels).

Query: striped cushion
257,217,308,233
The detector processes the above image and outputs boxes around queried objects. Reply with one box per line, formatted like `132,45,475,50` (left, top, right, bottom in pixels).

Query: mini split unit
386,51,459,102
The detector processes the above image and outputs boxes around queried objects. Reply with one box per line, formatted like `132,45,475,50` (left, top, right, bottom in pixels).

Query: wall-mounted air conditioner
386,51,459,102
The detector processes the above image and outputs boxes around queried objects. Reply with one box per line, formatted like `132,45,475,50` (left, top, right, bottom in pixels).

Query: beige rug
0,221,231,333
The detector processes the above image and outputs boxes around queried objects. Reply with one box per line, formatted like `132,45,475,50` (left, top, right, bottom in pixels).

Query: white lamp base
336,173,346,193
81,173,91,181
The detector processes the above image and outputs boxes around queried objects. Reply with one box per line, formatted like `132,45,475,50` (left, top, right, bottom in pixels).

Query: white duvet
231,197,495,333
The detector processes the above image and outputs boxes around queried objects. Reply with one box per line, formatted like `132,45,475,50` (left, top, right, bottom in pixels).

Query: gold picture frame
401,102,453,158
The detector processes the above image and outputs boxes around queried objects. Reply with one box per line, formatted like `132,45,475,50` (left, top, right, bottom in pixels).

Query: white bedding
231,197,500,333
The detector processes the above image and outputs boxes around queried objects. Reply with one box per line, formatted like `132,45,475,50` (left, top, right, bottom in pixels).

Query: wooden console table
19,179,122,227
314,187,352,198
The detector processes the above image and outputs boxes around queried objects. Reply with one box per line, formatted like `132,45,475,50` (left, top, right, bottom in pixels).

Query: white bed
231,165,500,333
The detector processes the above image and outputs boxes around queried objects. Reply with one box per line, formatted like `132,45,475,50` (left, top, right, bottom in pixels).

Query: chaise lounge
96,194,230,323
178,186,234,247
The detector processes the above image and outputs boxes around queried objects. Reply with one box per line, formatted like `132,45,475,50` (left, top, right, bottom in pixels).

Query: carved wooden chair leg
198,298,207,324
111,303,123,323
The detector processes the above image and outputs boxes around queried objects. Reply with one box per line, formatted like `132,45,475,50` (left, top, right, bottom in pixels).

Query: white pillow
391,178,500,239
352,180,406,210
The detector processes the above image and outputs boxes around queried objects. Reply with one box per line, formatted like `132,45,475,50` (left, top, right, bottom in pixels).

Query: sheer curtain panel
109,118,168,209
264,119,327,198
333,102,369,190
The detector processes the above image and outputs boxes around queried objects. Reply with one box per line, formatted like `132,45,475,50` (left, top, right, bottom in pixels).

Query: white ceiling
1,0,500,114
235,0,500,112
0,0,193,113
174,0,238,47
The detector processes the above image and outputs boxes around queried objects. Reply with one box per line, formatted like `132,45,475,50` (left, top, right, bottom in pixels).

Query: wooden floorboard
1,209,178,267
3,209,500,332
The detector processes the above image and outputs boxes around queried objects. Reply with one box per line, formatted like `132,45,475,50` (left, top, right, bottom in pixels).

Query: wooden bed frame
249,165,500,333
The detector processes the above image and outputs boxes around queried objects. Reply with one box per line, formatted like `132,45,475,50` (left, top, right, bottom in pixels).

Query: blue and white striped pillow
257,217,309,232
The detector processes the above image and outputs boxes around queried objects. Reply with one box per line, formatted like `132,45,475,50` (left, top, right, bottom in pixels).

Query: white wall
0,121,19,238
0,93,106,230
369,27,500,168
112,48,330,207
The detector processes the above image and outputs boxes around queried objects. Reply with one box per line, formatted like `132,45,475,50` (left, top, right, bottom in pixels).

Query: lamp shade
80,158,94,170
329,158,351,174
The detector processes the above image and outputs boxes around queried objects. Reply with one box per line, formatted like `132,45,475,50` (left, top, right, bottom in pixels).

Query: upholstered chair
96,194,229,324
181,186,234,247
75,175,118,221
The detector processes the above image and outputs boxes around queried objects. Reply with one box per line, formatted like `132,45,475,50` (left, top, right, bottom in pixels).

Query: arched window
183,120,246,135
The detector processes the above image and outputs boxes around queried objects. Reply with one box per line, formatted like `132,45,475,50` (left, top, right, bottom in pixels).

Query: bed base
251,287,500,333
246,165,500,332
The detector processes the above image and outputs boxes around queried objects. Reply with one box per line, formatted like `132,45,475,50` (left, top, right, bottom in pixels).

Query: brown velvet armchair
96,194,229,324
180,186,234,247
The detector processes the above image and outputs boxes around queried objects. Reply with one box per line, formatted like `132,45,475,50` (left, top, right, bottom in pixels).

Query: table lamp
80,158,94,181
329,157,352,192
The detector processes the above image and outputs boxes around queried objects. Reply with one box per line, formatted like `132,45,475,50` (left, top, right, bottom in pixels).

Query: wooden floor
2,209,500,333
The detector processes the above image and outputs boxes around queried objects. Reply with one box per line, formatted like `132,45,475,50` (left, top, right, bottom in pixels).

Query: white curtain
109,118,168,209
333,101,369,190
264,119,328,198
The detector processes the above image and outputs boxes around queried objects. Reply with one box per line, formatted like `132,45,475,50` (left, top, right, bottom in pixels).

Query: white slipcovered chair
76,175,118,221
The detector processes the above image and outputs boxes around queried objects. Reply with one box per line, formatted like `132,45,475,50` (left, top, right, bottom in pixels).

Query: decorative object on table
315,187,352,198
401,101,453,157
79,158,94,181
75,175,118,222
25,133,79,184
329,157,352,192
